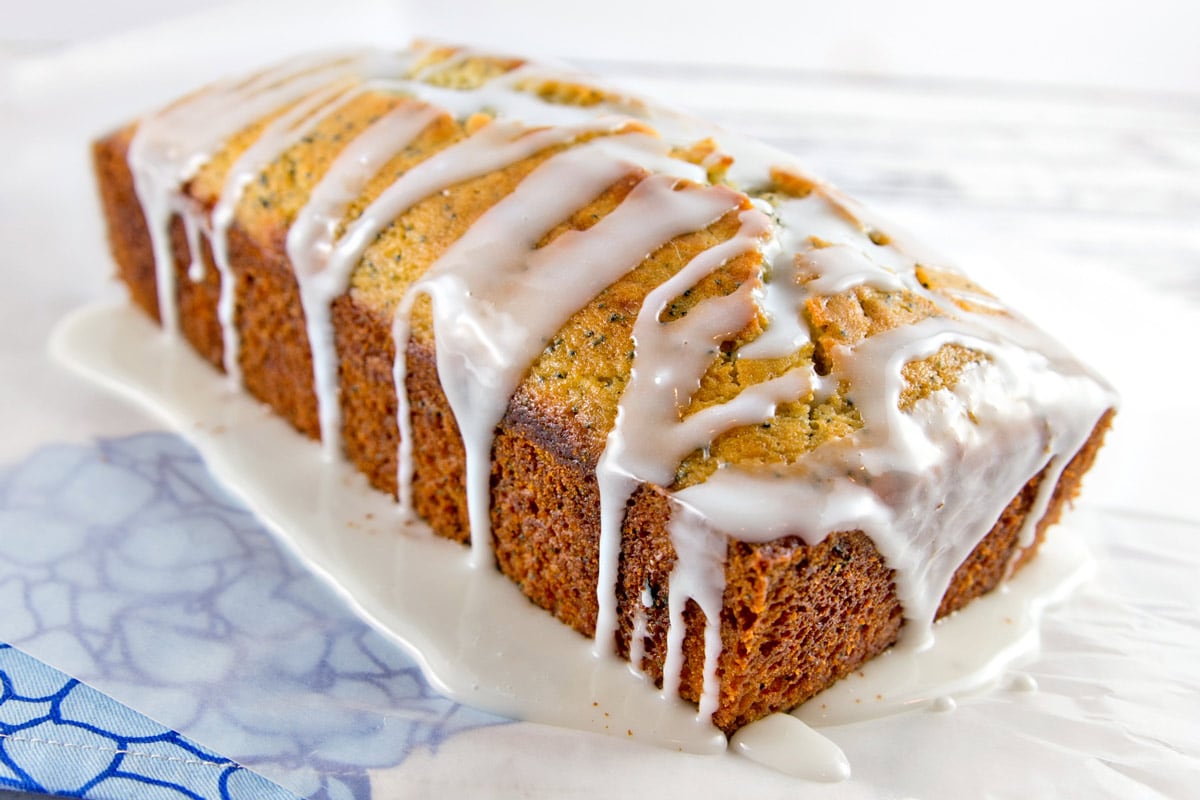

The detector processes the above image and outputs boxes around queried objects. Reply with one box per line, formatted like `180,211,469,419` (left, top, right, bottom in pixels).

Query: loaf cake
92,43,1116,734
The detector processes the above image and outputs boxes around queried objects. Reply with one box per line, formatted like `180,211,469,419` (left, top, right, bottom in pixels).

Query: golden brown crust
92,109,1114,735
93,128,159,322
171,223,224,369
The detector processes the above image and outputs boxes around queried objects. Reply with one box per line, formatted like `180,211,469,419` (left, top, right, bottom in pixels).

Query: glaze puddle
51,302,1092,777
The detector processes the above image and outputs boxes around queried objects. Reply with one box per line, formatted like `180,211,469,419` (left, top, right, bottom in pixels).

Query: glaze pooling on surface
121,42,1115,726
50,304,1098,765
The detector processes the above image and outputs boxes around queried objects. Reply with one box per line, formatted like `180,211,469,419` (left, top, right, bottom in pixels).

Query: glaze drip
128,51,371,335
288,99,444,456
391,143,723,564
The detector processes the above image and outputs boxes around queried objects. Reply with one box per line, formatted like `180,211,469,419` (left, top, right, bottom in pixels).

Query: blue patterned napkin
0,642,295,799
0,433,508,799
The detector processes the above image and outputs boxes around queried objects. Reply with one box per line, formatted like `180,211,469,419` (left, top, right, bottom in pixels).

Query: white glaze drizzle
182,209,206,283
288,100,444,455
127,51,370,333
594,209,801,661
393,155,728,565
131,47,650,452
134,51,635,449
210,80,359,383
122,43,1117,741
286,62,624,455
662,502,728,718
323,113,636,512
674,317,1110,651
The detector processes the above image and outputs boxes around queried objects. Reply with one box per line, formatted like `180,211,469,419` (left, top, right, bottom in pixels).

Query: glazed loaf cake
92,44,1115,734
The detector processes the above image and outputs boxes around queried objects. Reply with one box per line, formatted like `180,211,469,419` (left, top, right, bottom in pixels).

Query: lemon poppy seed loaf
92,43,1115,733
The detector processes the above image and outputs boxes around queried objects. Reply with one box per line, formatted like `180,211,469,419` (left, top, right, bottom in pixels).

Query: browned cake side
92,122,1112,734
